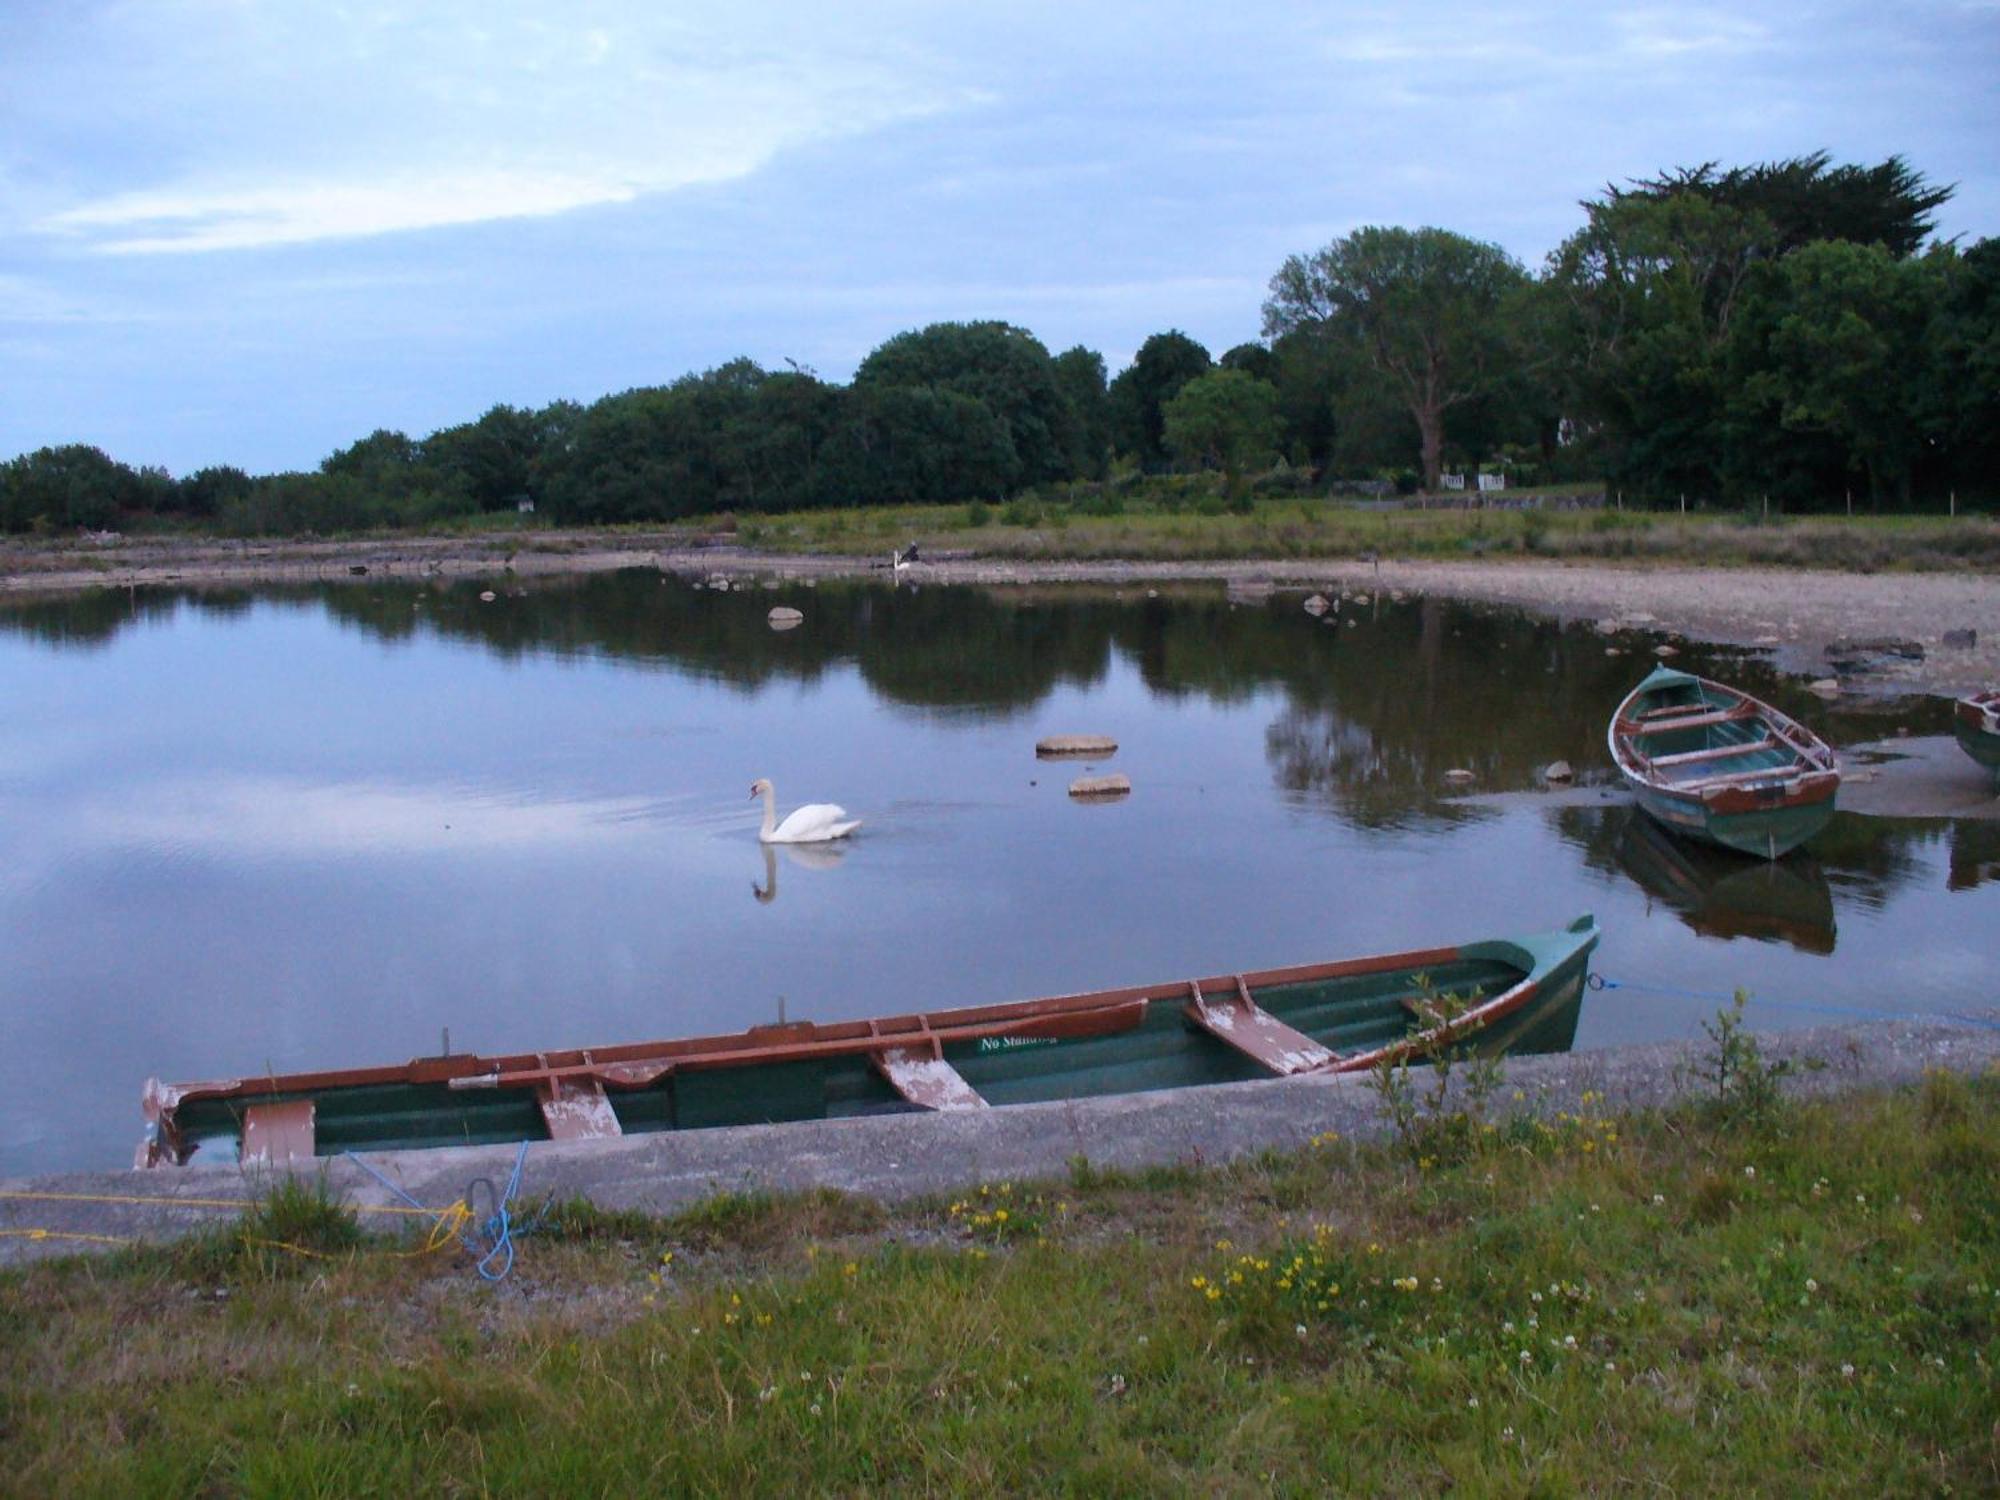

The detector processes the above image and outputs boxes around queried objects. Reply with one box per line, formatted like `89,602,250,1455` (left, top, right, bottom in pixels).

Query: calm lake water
2,572,1994,1175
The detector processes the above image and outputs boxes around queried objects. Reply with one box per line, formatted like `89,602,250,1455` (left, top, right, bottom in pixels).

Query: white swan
751,778,862,843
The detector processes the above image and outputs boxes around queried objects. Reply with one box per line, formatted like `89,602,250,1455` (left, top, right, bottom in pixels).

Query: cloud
72,775,667,857
1611,9,1772,59
28,5,967,254
47,169,651,256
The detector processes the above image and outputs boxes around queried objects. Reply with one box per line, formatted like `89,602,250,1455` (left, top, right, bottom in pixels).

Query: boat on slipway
138,917,1599,1168
1609,666,1840,859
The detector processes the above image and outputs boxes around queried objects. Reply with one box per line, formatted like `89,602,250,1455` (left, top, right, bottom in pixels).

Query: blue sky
3,1,1995,476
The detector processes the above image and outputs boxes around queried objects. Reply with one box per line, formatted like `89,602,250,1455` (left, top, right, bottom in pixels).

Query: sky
2,1,1996,476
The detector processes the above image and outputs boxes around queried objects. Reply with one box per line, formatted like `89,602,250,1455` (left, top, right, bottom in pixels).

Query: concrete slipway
4,1012,1997,1269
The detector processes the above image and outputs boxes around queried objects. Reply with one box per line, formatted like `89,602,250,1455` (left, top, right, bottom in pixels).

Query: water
2,572,1993,1175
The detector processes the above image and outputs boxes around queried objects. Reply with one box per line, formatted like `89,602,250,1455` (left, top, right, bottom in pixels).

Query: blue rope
1593,975,2000,1033
341,1139,535,1281
462,1140,531,1282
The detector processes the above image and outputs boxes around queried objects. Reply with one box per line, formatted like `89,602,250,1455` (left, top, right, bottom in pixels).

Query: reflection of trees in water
1554,803,1944,937
0,586,258,650
4,570,1900,835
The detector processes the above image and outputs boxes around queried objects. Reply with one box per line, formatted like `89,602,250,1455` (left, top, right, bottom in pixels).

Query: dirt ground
4,532,1997,697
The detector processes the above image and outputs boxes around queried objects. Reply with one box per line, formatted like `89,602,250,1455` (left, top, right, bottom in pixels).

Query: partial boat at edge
1955,691,2000,783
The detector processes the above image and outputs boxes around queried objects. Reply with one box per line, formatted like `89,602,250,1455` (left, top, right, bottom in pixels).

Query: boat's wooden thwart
1955,691,2000,783
1182,977,1335,1075
137,917,1599,1167
1609,666,1839,860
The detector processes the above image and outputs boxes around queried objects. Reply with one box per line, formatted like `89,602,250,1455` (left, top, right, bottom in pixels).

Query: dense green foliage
3,1077,1994,1493
2,151,1991,535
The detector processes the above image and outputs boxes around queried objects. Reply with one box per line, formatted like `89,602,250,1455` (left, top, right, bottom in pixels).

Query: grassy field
8,487,1999,580
725,492,2000,572
3,1065,1995,1495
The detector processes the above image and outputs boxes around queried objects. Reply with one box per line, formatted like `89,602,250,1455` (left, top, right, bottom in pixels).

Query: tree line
3,151,1993,535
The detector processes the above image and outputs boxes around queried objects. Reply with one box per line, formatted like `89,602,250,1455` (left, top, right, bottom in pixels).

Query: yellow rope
2,1201,473,1261
0,1188,442,1218
0,1227,133,1246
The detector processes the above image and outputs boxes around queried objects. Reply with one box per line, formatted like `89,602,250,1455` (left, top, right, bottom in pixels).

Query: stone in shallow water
1069,773,1131,798
767,607,804,631
1038,735,1118,759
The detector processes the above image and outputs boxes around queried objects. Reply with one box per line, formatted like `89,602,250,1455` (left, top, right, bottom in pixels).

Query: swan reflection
752,838,849,904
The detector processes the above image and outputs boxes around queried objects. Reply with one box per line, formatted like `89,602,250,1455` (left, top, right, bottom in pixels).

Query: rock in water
1037,735,1118,759
1543,760,1574,782
1808,679,1842,698
1303,594,1331,617
767,606,804,631
1443,768,1476,784
1069,773,1131,799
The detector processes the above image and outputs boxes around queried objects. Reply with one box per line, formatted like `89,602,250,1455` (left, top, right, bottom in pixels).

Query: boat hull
141,918,1599,1166
1629,778,1838,859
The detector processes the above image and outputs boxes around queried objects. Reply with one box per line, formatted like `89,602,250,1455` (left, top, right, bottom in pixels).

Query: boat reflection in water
1948,819,2000,894
1615,810,1838,956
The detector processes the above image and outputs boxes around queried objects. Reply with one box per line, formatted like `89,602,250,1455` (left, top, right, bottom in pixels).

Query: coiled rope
342,1140,537,1281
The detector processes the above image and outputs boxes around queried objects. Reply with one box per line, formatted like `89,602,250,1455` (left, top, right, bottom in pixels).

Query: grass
729,494,2000,572
8,489,1998,579
3,1072,1995,1494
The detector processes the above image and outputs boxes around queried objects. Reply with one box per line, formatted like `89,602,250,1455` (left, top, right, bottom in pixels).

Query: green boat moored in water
140,916,1599,1167
1609,666,1840,860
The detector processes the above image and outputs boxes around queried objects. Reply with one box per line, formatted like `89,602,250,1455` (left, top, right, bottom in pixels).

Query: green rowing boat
140,916,1599,1167
1609,666,1840,859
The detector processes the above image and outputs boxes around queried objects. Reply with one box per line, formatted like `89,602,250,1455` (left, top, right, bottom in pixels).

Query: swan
750,778,862,843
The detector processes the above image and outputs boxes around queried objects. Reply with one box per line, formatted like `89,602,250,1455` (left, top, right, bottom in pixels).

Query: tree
1051,346,1111,480
1264,227,1528,488
0,444,138,531
1107,331,1212,469
1161,369,1278,495
1727,240,1946,507
1219,343,1277,382
822,385,1018,505
425,405,543,510
177,465,254,519
1611,152,1952,260
1927,238,2000,498
854,322,1077,487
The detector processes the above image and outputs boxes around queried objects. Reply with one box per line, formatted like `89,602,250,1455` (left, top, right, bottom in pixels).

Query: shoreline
4,1007,1996,1266
4,531,1997,696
